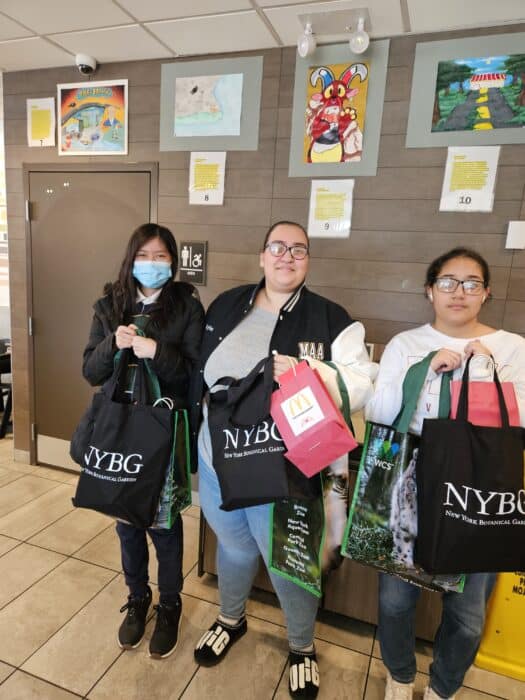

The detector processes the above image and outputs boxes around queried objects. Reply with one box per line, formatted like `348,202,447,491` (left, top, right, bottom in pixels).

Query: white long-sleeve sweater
365,323,525,434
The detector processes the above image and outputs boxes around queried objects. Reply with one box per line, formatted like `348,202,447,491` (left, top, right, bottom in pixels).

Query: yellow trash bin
475,572,525,681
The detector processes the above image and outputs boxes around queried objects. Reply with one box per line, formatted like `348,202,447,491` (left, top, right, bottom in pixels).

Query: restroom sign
179,241,207,286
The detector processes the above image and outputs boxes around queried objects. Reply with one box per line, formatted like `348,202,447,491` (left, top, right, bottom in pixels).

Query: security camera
75,53,97,75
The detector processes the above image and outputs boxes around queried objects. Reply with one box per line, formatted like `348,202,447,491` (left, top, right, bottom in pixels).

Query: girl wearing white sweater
366,247,525,700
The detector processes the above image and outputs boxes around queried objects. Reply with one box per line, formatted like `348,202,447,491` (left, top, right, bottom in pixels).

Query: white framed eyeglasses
435,277,485,295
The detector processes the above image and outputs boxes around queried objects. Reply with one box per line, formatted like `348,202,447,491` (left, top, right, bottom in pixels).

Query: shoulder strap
324,361,354,433
394,351,452,433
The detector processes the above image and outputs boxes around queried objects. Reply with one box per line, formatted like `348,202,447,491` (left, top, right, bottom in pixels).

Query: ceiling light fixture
297,22,316,58
348,16,369,54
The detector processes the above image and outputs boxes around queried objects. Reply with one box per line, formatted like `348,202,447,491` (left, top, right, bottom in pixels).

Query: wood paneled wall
3,25,525,457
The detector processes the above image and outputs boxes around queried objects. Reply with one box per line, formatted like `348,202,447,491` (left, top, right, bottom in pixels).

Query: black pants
116,514,183,606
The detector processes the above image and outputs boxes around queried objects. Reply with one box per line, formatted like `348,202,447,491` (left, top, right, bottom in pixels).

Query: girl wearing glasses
191,220,377,698
365,247,525,700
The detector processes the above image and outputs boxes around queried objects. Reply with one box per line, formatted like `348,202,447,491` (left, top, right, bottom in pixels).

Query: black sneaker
149,598,182,659
288,649,320,698
194,617,247,666
117,586,152,649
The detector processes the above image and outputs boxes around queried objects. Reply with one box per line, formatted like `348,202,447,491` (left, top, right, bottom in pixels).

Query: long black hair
104,223,181,325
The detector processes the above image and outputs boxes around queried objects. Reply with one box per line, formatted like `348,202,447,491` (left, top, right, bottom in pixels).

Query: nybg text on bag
207,357,289,511
415,356,525,575
71,348,190,528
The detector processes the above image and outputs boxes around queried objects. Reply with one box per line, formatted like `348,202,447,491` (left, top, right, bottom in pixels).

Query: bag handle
324,361,354,433
457,355,509,427
394,351,452,433
113,329,163,404
210,357,274,426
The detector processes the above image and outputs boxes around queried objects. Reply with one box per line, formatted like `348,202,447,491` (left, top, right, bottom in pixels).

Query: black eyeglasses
435,277,485,295
264,241,309,260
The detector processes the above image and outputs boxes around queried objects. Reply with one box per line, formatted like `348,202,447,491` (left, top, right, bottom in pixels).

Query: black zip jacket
189,280,353,471
83,281,204,404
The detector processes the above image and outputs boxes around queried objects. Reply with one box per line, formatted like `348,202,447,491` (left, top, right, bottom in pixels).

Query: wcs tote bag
415,357,525,575
71,350,175,528
341,352,464,592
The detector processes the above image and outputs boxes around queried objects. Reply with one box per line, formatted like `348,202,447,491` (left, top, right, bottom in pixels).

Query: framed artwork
406,32,525,148
289,40,390,177
159,56,263,151
57,80,128,155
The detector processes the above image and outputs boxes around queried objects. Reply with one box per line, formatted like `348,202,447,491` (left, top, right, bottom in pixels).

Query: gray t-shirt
198,305,278,468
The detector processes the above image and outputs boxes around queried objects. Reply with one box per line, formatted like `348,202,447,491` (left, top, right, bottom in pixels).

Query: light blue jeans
198,455,319,649
378,572,496,698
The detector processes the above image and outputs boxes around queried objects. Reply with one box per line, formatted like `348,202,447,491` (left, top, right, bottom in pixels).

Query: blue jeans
198,456,319,649
115,515,183,606
378,572,496,698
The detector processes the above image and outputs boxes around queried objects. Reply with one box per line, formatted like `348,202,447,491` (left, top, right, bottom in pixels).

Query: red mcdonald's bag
270,360,358,478
450,380,520,427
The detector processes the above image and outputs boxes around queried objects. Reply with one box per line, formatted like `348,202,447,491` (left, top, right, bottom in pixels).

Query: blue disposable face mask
132,261,172,289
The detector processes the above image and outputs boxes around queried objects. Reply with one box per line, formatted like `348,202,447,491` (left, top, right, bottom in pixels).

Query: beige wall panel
508,268,525,300
278,74,294,108
159,196,271,227
512,250,525,268
276,107,292,139
384,66,412,102
261,77,280,109
358,318,420,345
208,252,261,282
128,85,161,114
259,108,278,140
4,120,25,146
352,200,521,233
380,100,409,135
128,113,159,142
169,223,268,253
341,231,512,266
503,301,525,334
5,169,23,194
388,37,417,67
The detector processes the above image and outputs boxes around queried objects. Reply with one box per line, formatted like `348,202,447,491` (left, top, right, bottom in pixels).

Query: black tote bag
415,357,525,574
207,357,290,511
71,350,173,528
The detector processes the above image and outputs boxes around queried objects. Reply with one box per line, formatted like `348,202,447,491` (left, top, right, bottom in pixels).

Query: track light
297,22,316,58
349,16,369,54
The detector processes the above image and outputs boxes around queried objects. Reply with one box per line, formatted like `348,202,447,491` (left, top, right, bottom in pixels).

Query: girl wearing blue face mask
82,223,204,660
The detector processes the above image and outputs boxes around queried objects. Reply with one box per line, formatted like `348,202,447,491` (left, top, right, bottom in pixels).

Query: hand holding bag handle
212,356,274,427
394,351,452,433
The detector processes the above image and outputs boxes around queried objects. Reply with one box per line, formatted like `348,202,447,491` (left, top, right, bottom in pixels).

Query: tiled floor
0,436,523,699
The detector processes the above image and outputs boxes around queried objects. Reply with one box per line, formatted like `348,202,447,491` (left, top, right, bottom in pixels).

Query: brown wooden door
28,166,156,467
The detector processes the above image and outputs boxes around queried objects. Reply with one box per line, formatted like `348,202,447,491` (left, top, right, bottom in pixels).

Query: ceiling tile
146,11,279,55
0,13,33,41
0,0,134,34
50,25,172,63
407,0,525,34
0,37,72,71
256,0,320,5
118,0,252,22
264,0,404,44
